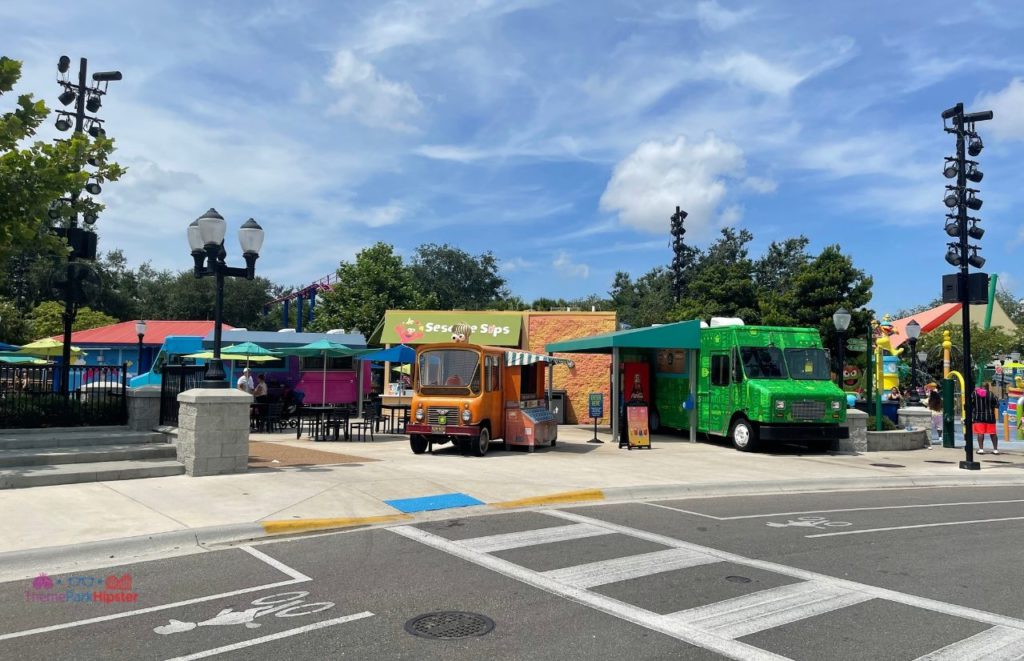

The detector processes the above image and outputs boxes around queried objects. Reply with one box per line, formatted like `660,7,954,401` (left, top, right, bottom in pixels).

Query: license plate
430,425,446,434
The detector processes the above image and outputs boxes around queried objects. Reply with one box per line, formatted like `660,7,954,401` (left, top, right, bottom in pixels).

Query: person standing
236,367,254,393
926,390,942,446
253,374,268,402
970,381,999,455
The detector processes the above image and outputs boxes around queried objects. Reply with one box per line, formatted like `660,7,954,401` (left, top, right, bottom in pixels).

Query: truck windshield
739,347,787,379
416,349,481,395
785,348,831,380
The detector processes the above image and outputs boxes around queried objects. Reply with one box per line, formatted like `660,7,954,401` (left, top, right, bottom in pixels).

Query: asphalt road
1,485,1023,660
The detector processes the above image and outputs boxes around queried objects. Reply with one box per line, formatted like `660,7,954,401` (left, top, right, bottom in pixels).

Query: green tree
0,296,31,344
609,267,675,328
782,244,874,350
312,242,429,337
154,271,278,330
0,56,124,258
671,229,759,324
754,236,810,325
409,243,508,310
28,300,117,339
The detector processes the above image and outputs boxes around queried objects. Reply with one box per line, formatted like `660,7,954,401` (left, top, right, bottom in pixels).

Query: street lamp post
187,209,264,388
906,319,922,406
832,308,852,391
135,320,147,376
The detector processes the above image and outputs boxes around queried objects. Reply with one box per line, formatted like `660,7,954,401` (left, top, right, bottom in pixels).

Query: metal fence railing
0,364,128,428
160,364,207,426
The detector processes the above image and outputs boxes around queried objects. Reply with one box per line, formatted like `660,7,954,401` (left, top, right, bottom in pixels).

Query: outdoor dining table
380,403,411,434
296,405,352,441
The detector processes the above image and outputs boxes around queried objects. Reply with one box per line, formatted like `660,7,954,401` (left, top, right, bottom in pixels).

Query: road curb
5,473,1024,576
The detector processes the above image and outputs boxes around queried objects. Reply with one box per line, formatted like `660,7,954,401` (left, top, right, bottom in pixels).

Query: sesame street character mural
395,317,426,343
451,322,472,343
872,314,903,393
842,366,862,394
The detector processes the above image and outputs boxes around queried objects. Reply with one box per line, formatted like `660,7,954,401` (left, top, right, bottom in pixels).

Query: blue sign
588,393,604,419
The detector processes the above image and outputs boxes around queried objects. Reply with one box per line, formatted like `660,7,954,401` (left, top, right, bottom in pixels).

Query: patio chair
350,399,385,441
264,402,285,433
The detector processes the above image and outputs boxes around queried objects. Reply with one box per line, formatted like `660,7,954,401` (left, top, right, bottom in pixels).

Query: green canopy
0,355,48,365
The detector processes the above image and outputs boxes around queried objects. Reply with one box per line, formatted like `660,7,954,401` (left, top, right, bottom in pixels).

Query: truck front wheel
410,435,428,454
730,418,759,452
473,427,491,457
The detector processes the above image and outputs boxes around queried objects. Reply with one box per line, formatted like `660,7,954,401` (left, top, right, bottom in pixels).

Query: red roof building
54,320,234,346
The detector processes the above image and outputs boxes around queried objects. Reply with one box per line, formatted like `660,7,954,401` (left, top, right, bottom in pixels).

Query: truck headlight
775,400,786,410
462,409,471,423
415,408,424,421
831,400,842,410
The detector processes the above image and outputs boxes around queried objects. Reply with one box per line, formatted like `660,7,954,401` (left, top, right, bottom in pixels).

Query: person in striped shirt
970,382,999,455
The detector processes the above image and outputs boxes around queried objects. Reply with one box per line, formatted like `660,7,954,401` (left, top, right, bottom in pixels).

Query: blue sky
4,0,1024,316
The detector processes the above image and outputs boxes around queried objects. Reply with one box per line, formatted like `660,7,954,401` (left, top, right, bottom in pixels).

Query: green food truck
654,324,849,451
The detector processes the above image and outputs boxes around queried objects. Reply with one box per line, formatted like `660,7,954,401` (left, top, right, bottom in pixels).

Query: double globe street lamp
187,209,265,388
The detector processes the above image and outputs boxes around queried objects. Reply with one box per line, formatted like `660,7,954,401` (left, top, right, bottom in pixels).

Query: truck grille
426,407,457,425
791,400,825,420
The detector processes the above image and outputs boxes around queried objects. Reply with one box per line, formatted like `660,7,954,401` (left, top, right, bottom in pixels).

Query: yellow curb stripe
491,489,605,509
261,514,413,535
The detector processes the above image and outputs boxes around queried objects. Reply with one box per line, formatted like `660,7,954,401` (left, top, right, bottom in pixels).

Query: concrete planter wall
866,429,929,452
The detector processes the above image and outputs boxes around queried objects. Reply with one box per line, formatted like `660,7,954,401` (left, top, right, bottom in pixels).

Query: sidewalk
2,425,1022,558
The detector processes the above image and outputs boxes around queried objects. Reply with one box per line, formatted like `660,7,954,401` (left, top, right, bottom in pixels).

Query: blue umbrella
0,342,20,352
359,345,415,364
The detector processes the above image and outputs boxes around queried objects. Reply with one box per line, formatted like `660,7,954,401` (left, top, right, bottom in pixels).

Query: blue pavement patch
385,492,485,513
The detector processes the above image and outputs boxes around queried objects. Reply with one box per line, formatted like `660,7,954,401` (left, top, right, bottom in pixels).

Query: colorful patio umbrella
18,338,85,358
221,342,280,359
183,351,279,362
0,355,47,365
0,342,20,352
359,344,415,364
277,339,361,404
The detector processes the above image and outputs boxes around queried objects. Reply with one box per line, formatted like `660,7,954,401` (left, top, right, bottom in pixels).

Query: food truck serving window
417,349,481,395
739,347,786,379
784,348,830,380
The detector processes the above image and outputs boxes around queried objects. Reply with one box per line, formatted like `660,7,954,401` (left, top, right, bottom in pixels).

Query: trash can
549,390,567,425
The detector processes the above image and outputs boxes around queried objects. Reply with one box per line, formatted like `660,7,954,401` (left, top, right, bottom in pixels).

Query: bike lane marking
163,611,374,661
0,546,310,642
645,498,1024,521
805,515,1024,538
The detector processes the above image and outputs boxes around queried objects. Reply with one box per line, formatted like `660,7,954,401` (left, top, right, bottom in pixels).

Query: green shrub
866,415,898,431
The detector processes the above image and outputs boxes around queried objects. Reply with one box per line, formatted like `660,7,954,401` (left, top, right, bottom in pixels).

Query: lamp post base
201,358,230,389
959,460,981,471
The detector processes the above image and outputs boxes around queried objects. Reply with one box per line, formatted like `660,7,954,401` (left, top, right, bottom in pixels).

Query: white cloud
1012,226,1024,247
599,134,751,238
696,1,753,31
345,201,407,228
414,144,490,163
325,50,423,132
975,78,1024,140
718,204,743,227
502,256,535,272
553,251,590,278
743,176,777,193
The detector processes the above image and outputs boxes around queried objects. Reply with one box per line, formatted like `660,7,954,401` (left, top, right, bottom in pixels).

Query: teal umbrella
221,341,280,366
277,340,362,404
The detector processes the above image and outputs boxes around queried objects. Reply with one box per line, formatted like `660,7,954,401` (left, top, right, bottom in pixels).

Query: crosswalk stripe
457,523,612,553
914,625,1024,661
668,581,873,639
545,509,1024,632
543,548,720,588
393,525,789,661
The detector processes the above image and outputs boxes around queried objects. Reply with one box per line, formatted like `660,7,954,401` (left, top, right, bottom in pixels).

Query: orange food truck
406,335,557,456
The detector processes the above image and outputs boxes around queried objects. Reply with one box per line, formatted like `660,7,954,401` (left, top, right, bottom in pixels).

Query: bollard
942,378,955,448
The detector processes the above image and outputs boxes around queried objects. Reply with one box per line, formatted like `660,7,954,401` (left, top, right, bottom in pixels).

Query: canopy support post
357,359,364,419
611,347,620,445
689,349,698,443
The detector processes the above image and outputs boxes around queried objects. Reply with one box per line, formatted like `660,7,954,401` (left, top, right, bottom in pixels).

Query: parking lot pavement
2,485,1022,660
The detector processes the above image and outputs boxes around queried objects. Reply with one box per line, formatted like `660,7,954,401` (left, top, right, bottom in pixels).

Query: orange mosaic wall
525,312,615,425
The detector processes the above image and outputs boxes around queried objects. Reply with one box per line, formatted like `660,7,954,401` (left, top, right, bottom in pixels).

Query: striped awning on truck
505,350,574,368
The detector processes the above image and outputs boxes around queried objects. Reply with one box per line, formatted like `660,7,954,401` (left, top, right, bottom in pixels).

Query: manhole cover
870,463,905,468
405,611,495,639
725,575,752,584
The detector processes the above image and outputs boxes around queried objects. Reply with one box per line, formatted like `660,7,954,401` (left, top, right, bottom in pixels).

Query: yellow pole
948,370,966,419
942,330,951,379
